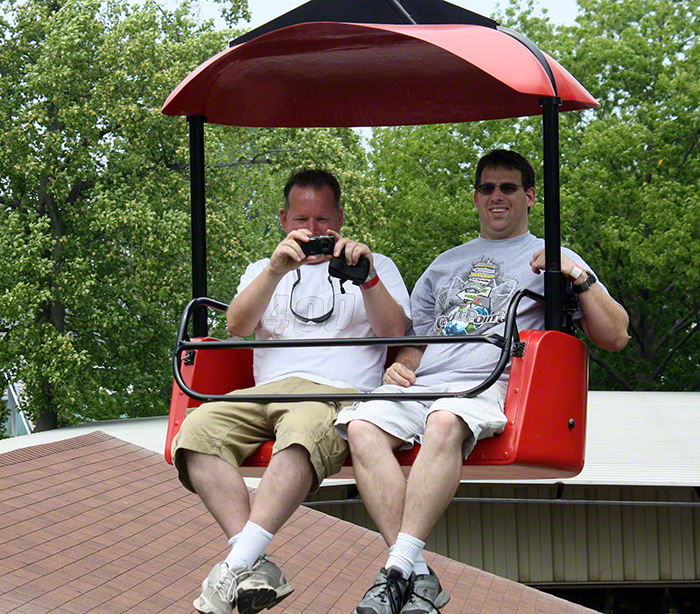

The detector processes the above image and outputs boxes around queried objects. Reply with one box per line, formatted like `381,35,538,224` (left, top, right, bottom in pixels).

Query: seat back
165,338,254,465
165,331,588,480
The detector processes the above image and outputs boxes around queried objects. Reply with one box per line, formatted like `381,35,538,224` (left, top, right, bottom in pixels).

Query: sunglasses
475,182,524,195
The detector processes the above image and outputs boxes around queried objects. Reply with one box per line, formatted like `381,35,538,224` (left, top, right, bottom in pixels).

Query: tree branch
589,349,633,390
651,323,699,381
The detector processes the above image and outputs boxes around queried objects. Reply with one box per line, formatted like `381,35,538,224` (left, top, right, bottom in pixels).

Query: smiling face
474,166,536,240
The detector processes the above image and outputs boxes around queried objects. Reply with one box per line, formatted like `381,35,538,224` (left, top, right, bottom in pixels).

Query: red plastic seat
165,330,588,480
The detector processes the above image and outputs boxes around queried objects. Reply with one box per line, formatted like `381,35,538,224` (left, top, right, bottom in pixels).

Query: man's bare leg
249,444,314,534
400,410,471,542
185,450,251,539
347,419,406,547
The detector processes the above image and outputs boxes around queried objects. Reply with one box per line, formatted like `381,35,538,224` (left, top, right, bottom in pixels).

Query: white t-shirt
237,254,411,392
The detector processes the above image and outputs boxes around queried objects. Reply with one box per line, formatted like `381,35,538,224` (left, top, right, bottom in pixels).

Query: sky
232,0,580,29
196,0,581,30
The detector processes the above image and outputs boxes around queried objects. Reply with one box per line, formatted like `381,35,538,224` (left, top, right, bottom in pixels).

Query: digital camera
301,235,336,256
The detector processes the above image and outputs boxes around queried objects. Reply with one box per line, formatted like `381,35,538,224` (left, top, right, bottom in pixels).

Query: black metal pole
187,115,208,338
541,97,563,331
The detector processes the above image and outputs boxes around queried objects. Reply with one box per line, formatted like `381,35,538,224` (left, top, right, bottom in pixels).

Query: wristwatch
363,268,378,284
573,271,597,294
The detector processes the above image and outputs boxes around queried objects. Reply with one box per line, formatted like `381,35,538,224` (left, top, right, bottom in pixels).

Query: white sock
224,521,273,569
412,552,430,577
386,533,425,580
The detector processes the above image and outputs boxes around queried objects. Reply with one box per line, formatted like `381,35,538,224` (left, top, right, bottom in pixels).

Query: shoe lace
217,565,252,602
365,574,405,614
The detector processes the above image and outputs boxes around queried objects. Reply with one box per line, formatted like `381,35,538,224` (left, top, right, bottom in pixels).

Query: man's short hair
475,150,536,192
283,168,342,211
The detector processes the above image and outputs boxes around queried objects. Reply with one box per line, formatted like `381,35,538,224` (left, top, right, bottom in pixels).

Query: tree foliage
0,0,235,429
554,0,700,390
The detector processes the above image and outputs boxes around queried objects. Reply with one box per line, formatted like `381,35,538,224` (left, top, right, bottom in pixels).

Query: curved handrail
172,289,546,403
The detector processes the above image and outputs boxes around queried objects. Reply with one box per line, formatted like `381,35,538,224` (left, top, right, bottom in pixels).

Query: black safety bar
173,289,546,403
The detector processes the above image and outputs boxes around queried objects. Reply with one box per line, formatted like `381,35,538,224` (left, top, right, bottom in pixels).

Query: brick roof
0,432,596,614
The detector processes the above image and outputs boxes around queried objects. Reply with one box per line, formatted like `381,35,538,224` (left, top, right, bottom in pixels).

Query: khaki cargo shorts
172,377,355,492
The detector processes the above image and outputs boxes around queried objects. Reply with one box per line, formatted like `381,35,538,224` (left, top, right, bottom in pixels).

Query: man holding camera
336,149,629,614
172,168,411,614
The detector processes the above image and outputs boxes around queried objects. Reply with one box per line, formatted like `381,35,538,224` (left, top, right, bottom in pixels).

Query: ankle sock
224,521,273,569
386,533,425,580
412,552,430,577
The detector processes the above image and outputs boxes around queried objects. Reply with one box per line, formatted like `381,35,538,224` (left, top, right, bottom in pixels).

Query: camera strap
289,269,336,323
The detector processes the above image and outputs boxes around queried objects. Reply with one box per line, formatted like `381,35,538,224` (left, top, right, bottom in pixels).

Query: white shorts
335,381,508,458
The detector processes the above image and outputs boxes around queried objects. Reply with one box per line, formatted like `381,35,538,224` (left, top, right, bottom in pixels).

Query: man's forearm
578,284,629,352
226,266,284,337
394,345,425,372
361,279,410,337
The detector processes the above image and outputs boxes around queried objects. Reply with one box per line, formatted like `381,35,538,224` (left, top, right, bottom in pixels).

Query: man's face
280,184,343,236
473,166,535,240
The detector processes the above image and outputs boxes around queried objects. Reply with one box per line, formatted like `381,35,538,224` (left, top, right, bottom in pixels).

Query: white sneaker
236,554,294,614
193,561,253,614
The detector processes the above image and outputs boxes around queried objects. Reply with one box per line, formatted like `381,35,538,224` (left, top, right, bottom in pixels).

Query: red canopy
162,22,598,128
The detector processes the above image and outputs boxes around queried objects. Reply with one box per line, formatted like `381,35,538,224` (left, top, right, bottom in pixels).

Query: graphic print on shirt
434,258,517,336
262,292,357,335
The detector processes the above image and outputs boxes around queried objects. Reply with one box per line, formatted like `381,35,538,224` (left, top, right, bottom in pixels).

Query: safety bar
173,290,545,403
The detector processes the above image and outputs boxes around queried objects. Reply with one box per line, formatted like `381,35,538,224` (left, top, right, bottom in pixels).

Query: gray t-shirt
412,232,603,388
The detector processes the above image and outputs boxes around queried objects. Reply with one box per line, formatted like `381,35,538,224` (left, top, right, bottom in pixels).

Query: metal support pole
187,115,208,338
540,97,563,331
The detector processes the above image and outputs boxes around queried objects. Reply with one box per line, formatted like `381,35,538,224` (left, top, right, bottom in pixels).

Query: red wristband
360,274,380,290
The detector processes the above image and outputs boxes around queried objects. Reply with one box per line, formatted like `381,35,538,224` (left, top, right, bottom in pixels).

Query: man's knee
347,419,400,457
424,410,472,446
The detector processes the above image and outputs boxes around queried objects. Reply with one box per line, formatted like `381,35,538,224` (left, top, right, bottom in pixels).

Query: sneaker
400,568,450,614
194,562,253,614
236,554,295,614
355,568,411,614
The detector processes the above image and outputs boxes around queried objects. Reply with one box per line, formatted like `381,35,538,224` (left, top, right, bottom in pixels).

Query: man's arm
329,231,410,338
227,229,324,337
530,249,629,352
383,345,426,387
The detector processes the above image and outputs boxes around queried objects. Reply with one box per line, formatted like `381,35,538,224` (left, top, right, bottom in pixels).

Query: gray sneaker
236,554,294,614
356,568,410,614
194,562,253,614
400,569,450,614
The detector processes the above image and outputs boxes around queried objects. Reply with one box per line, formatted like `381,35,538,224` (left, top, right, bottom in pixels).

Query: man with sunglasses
336,149,629,614
173,168,411,614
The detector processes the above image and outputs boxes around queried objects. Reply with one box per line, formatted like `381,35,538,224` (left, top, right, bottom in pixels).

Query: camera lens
317,237,334,254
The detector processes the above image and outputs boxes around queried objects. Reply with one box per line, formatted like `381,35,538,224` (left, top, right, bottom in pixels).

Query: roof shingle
0,432,597,614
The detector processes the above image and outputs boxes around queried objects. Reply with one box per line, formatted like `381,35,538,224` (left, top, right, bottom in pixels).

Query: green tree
0,0,238,430
553,0,700,390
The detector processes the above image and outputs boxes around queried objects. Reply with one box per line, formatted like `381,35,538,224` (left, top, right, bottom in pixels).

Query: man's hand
529,248,579,278
382,346,425,387
383,362,417,387
529,248,629,352
328,230,375,271
269,229,332,275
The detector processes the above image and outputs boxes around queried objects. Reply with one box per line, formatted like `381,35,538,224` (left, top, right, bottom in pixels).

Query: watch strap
573,271,597,293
